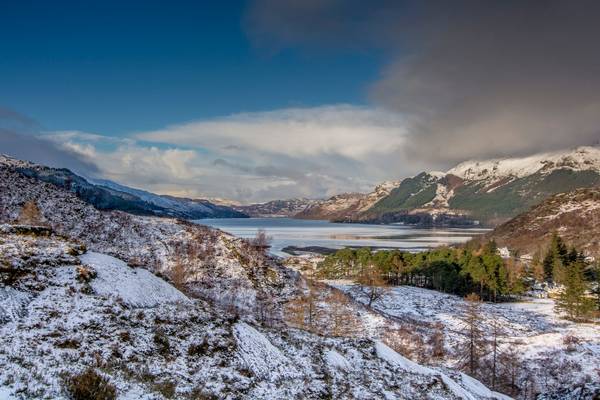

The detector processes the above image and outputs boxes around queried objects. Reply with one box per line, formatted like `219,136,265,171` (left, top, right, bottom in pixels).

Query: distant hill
0,155,248,219
234,198,319,217
483,187,600,258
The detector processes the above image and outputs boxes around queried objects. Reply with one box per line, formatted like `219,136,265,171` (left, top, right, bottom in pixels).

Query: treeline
318,235,600,311
318,241,524,301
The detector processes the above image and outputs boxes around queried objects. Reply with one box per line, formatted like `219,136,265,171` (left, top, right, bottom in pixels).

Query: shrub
153,380,176,398
64,368,116,400
187,340,209,357
76,266,97,283
153,329,170,356
118,330,131,343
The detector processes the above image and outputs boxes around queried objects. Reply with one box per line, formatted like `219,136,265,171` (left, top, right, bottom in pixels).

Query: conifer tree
555,260,595,321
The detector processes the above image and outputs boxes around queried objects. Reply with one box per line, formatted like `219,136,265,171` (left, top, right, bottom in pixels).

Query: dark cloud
247,1,600,165
0,107,99,176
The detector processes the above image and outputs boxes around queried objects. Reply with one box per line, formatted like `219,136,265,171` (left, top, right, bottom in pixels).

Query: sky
2,1,600,203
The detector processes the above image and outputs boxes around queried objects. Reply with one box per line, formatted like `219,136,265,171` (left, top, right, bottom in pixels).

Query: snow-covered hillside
328,282,600,399
448,146,600,182
0,230,506,399
295,180,401,221
0,154,246,219
485,186,600,257
0,158,297,315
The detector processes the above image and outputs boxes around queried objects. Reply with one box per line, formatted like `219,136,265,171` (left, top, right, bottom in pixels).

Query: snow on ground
329,282,600,396
233,322,298,380
0,231,508,399
80,252,190,308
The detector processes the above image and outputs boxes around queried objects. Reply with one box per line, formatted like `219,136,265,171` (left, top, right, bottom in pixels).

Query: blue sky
0,1,381,135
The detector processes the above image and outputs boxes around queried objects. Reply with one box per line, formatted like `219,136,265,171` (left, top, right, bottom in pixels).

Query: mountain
483,187,600,258
0,155,247,219
290,181,401,220
357,146,600,226
234,198,319,217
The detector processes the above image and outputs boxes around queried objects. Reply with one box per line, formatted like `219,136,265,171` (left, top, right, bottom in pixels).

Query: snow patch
233,322,297,380
375,342,479,400
80,252,190,308
324,349,351,371
0,287,31,323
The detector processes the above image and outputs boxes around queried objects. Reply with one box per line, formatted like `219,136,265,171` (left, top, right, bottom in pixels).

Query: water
197,218,488,257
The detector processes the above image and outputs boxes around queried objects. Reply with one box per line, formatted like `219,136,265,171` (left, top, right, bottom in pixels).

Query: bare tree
428,322,446,359
488,318,505,389
255,291,278,327
457,293,487,377
169,258,190,293
17,200,43,225
382,322,425,362
284,279,323,333
326,289,362,337
355,263,389,307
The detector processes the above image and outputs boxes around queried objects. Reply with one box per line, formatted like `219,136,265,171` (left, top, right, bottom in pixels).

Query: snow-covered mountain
294,181,401,221
240,146,600,226
448,146,600,181
0,155,247,220
359,146,600,225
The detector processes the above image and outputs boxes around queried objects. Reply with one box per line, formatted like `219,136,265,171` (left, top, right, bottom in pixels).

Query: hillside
359,146,600,226
0,155,247,220
483,187,600,258
0,159,293,310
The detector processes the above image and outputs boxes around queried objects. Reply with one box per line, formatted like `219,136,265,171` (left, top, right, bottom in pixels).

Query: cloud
0,108,99,176
41,105,415,203
136,105,406,160
246,0,600,165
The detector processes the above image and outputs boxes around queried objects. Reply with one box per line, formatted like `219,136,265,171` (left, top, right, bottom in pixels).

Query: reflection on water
197,218,489,257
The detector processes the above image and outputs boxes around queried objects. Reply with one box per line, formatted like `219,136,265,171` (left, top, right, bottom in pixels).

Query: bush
187,340,209,357
153,329,171,356
64,368,116,400
76,266,97,283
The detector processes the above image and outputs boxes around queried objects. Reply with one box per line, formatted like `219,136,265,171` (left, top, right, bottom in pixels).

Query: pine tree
592,262,600,312
457,293,486,377
555,261,595,321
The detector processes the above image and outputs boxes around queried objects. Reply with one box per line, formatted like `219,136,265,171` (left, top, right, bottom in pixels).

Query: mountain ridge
0,154,248,220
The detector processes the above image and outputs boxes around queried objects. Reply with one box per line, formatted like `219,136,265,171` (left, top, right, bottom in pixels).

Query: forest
317,234,599,319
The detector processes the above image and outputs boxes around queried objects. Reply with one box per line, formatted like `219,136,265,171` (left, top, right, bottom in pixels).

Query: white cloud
135,104,407,159
44,105,416,203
